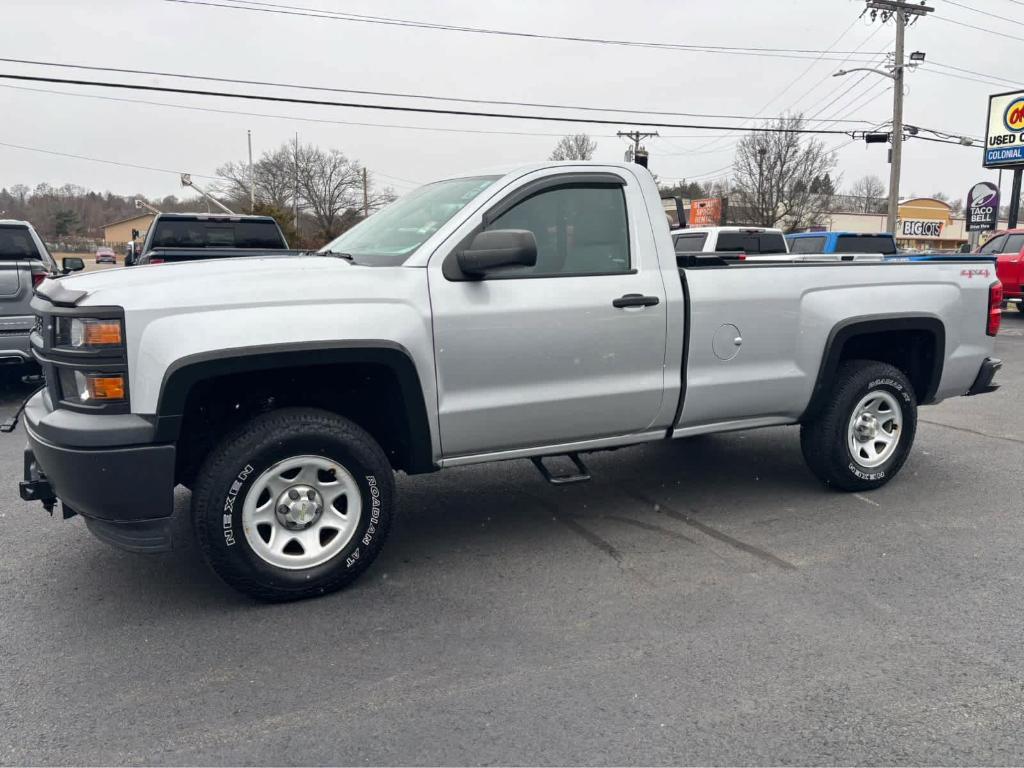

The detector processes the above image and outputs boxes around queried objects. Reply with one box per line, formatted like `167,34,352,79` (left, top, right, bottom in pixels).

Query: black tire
1015,302,1024,313
800,360,917,492
192,407,394,601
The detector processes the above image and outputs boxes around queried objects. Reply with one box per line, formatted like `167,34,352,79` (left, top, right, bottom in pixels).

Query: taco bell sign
967,181,1000,232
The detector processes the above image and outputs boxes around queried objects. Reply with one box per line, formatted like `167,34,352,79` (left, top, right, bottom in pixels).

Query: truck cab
979,229,1024,309
786,231,897,256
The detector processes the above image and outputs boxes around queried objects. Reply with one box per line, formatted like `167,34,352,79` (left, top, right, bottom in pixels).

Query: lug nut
288,489,300,500
278,505,289,515
307,489,316,500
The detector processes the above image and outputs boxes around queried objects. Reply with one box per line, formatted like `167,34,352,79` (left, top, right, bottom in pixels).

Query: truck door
428,170,668,458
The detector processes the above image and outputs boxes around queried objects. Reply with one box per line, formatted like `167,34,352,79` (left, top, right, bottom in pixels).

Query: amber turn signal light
79,320,123,346
86,375,126,401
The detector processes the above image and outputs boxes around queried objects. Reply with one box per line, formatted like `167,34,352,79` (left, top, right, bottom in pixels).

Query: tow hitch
20,449,58,515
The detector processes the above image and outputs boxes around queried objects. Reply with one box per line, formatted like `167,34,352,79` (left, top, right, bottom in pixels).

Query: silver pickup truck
0,220,62,367
18,162,1002,601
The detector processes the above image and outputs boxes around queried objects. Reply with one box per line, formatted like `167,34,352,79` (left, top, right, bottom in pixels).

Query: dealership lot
2,315,1024,765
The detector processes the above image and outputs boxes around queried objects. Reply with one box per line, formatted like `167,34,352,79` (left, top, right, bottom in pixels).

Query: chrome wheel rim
241,455,362,570
847,390,903,469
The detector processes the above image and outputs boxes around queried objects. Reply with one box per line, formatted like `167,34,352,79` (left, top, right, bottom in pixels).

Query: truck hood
45,255,417,312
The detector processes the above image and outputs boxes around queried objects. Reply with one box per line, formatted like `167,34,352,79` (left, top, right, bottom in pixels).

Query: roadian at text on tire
18,162,1001,600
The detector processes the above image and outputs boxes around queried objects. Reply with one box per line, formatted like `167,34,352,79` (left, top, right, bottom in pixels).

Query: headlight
58,369,126,403
57,318,123,348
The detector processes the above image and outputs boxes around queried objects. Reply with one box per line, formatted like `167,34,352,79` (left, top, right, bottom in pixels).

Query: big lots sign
900,219,944,237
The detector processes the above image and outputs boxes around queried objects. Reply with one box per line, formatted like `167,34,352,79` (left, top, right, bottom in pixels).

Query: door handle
612,294,660,308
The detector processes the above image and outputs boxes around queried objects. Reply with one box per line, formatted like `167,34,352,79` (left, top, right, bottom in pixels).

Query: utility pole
362,167,369,219
617,130,658,168
247,129,255,214
864,0,934,235
293,132,299,237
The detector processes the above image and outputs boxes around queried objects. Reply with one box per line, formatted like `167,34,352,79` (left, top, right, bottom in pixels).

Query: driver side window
489,183,631,276
979,235,1006,254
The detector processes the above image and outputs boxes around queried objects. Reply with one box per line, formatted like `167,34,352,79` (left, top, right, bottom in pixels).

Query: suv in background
979,229,1024,311
0,220,75,368
672,226,789,256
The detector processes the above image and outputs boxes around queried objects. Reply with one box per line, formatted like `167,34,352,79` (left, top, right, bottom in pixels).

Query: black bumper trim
967,357,1002,396
25,425,176,523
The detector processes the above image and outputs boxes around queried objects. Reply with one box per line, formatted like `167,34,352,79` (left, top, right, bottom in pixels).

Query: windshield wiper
319,249,355,261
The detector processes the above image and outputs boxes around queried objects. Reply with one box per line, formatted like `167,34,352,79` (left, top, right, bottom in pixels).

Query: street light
833,48,925,235
180,173,235,215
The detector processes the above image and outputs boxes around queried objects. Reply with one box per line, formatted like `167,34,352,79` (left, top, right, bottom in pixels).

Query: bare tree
217,145,298,212
847,175,886,213
296,144,362,240
731,114,837,231
550,134,598,161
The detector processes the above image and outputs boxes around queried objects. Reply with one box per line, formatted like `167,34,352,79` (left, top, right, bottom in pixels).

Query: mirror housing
62,257,85,273
456,229,537,277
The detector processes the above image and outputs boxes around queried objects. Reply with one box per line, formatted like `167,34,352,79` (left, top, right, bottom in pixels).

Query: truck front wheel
192,407,394,601
801,360,917,491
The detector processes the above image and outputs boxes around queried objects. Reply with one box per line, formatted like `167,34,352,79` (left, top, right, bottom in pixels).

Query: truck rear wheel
800,360,917,492
192,407,394,601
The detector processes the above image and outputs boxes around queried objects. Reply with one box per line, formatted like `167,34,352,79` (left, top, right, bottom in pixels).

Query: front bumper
966,357,1002,396
20,390,177,553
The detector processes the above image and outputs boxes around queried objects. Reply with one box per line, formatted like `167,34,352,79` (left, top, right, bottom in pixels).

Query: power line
940,0,1024,27
927,59,1023,86
0,72,858,135
0,140,226,180
165,0,888,62
0,57,876,125
932,13,1024,42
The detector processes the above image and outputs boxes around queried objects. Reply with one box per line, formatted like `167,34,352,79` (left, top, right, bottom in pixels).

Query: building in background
802,198,1009,251
102,213,155,246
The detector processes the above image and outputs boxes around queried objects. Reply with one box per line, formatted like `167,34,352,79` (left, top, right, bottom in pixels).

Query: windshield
321,175,500,266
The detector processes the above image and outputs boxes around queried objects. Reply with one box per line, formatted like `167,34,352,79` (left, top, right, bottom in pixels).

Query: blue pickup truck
787,231,897,256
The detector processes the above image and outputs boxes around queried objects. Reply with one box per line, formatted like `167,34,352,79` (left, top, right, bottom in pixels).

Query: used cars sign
984,89,1024,168
967,181,1000,232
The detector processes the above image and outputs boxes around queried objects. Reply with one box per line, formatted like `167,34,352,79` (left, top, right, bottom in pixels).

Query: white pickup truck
19,162,1002,601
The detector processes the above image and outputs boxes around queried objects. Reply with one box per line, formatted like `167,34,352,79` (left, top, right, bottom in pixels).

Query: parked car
133,213,299,265
0,220,75,369
787,231,897,256
672,226,789,255
18,162,1001,600
95,247,116,265
977,229,1024,311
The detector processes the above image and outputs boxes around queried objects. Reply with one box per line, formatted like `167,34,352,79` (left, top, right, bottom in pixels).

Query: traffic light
633,149,649,168
131,228,140,240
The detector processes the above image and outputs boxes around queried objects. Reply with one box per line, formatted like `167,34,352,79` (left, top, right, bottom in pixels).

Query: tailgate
996,253,1023,294
0,261,26,297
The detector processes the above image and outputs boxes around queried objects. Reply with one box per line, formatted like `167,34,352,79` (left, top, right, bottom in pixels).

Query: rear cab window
835,235,896,255
673,232,708,252
151,218,287,249
716,231,787,254
0,226,42,261
788,236,826,254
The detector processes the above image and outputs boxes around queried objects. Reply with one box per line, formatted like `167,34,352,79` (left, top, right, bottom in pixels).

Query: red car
95,247,116,265
979,229,1024,311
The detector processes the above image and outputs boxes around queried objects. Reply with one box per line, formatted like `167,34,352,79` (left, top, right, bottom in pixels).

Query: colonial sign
966,181,1000,232
984,89,1024,168
900,219,944,237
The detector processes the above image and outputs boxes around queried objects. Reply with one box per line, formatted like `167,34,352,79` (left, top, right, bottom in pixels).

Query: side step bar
531,453,592,485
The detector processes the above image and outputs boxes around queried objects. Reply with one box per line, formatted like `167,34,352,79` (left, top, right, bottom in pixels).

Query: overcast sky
0,0,1020,204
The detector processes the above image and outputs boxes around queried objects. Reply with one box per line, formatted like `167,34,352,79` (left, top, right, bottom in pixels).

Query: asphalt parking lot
3,313,1024,766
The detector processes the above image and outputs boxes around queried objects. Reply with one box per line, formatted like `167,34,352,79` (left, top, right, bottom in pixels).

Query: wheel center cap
855,413,878,441
275,484,324,530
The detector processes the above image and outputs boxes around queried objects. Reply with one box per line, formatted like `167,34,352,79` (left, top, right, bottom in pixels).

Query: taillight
31,271,46,288
988,280,1002,337
149,258,165,265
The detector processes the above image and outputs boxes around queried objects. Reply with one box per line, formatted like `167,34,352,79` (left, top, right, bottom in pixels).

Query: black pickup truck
130,213,300,265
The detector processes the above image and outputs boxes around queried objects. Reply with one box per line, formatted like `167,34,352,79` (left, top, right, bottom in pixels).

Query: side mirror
456,229,537,277
62,257,85,273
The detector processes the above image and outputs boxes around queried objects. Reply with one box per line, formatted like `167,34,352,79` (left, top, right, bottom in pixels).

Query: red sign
690,198,723,226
